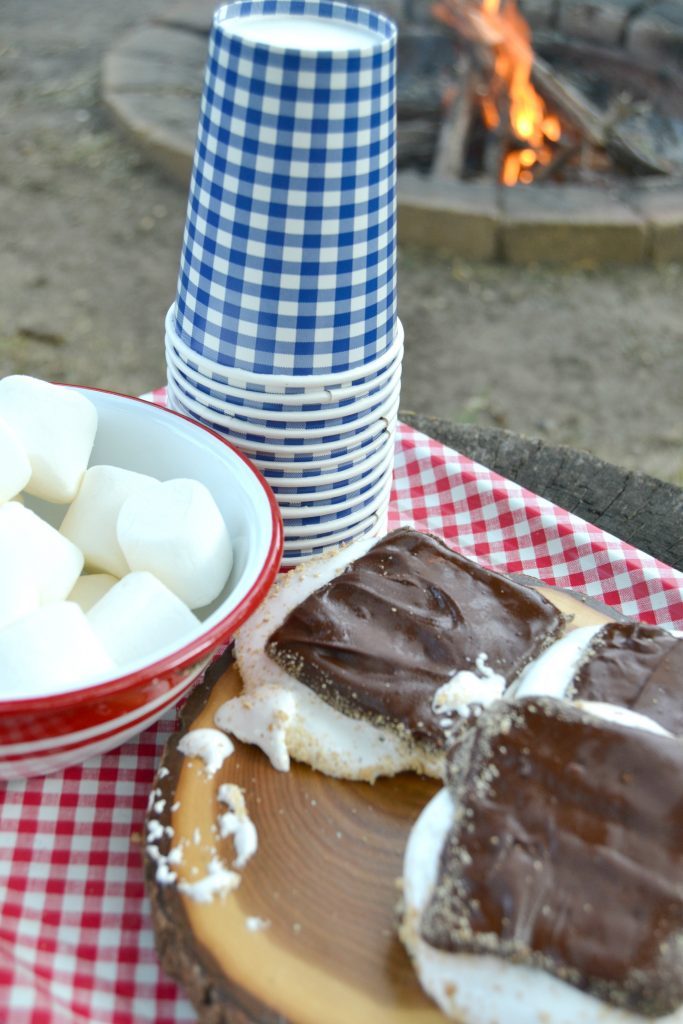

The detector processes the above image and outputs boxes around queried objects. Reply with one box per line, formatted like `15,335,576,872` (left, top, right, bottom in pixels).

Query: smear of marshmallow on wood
177,728,234,776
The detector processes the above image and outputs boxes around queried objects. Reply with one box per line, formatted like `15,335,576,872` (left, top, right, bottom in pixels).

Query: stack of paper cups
166,0,399,564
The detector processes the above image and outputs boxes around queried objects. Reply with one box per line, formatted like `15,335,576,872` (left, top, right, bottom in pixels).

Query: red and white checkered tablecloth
2,390,682,1024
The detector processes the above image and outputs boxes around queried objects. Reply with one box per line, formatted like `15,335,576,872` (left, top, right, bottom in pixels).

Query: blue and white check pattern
167,302,403,393
174,0,397,376
166,351,400,430
167,375,392,459
167,369,398,450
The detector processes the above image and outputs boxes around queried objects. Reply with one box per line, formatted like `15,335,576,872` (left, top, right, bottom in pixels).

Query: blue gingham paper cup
166,359,401,438
167,378,397,462
166,306,404,398
278,464,391,518
260,436,394,487
277,477,391,530
165,334,403,424
285,507,385,546
166,377,395,469
214,397,399,450
174,0,397,376
277,464,392,511
166,372,399,453
282,490,391,555
281,501,388,561
257,435,393,476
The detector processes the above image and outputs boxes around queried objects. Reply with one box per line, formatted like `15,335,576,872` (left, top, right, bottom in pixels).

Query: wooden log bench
400,410,683,573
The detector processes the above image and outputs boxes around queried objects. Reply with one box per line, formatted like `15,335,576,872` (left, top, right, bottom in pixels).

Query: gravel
1,0,681,485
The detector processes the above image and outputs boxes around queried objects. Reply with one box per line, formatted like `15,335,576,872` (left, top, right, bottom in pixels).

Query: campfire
427,0,681,186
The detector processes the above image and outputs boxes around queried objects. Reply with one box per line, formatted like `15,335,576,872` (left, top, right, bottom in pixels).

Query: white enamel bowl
0,387,283,779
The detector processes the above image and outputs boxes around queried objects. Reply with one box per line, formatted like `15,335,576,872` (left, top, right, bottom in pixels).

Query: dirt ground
1,0,682,485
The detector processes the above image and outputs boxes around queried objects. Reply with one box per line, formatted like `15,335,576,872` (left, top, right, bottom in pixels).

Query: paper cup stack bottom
165,306,402,565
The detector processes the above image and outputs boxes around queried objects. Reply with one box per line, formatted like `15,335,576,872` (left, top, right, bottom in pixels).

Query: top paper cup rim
167,306,403,390
212,0,397,57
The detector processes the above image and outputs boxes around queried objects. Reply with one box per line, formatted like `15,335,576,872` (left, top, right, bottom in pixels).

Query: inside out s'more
220,528,567,781
513,620,683,735
401,697,683,1023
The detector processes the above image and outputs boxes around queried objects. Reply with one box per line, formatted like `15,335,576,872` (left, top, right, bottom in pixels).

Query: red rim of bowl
0,385,284,715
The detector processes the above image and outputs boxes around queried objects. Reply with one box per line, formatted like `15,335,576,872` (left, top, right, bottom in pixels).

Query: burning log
532,54,671,175
531,139,581,182
530,54,604,148
433,0,670,180
432,54,479,179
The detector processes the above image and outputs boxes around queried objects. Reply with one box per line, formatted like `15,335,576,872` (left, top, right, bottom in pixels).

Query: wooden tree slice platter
145,585,619,1024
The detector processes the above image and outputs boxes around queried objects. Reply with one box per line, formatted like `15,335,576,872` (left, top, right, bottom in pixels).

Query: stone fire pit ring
103,0,683,265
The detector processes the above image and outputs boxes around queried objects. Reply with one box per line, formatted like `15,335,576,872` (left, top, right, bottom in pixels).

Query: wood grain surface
146,587,617,1024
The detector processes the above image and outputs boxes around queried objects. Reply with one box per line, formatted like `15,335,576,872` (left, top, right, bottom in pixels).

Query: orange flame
442,0,562,184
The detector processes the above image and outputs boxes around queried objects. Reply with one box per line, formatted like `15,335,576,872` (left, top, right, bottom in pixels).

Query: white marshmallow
0,501,84,604
87,570,200,666
60,464,157,576
117,478,233,609
0,415,31,504
0,570,40,631
0,375,97,503
0,602,116,699
68,573,118,613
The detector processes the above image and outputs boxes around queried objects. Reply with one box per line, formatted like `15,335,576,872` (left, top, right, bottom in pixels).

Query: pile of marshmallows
0,376,233,700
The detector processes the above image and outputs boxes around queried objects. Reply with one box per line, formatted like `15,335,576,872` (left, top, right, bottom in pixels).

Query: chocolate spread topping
266,529,565,746
573,622,683,734
422,699,683,1016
